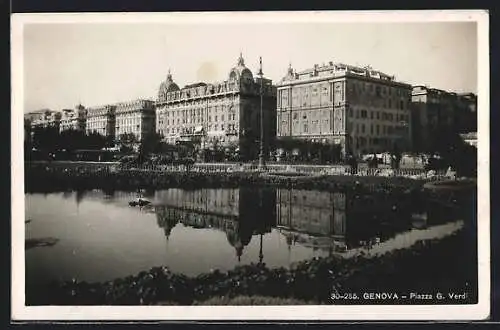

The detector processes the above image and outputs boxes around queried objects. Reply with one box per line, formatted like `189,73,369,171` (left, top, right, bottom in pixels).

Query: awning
194,126,204,134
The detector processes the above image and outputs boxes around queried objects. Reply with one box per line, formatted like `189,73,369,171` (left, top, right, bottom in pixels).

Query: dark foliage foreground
26,229,477,306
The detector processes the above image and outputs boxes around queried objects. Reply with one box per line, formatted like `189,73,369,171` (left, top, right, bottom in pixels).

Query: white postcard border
11,10,490,321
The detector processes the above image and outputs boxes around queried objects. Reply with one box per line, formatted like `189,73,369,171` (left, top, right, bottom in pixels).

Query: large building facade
59,104,87,132
86,104,116,138
411,86,477,151
155,54,277,160
24,109,62,146
115,99,156,142
26,109,62,130
276,62,412,156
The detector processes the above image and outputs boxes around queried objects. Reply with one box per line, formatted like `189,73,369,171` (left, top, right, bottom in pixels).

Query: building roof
228,53,254,81
158,70,181,100
184,82,207,89
279,61,403,86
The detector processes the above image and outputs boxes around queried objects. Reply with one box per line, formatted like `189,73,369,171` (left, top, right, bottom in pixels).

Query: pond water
25,187,473,286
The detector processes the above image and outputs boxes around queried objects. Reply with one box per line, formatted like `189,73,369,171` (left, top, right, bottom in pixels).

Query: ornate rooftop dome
158,70,180,102
228,53,254,82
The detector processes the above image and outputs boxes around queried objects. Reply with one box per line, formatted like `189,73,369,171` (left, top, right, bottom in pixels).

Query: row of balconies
158,85,239,103
157,85,274,105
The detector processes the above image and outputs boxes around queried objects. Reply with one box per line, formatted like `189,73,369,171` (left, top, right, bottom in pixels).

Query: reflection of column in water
259,234,264,264
286,234,292,264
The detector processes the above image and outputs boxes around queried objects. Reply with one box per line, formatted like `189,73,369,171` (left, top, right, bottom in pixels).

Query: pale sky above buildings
22,16,478,112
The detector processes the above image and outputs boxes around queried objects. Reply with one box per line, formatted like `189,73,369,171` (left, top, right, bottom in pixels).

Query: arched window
229,71,238,81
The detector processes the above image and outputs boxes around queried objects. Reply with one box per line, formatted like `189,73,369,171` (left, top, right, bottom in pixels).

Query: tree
438,131,477,177
85,132,106,150
140,132,163,155
105,135,115,148
119,133,137,145
275,138,341,164
59,129,87,152
32,125,60,152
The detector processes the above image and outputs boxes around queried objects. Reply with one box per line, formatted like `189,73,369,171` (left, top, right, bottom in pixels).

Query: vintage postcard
11,10,489,321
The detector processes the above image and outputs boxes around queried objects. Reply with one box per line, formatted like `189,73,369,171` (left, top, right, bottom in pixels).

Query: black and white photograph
11,10,489,321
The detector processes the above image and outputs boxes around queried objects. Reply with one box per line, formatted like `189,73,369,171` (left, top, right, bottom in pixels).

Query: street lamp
257,57,266,169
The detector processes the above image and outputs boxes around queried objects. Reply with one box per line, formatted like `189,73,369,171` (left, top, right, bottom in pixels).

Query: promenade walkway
28,161,450,180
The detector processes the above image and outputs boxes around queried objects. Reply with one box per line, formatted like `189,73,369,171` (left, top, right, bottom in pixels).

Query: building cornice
277,72,411,89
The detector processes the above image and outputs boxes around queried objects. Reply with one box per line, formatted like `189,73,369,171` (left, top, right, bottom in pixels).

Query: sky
22,19,478,112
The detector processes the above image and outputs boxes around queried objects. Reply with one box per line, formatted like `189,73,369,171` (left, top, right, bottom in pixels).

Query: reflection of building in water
154,188,276,260
276,189,407,252
156,189,240,217
276,189,347,252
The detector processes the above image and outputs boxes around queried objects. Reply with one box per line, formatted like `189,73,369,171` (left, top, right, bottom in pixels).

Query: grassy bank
26,229,476,306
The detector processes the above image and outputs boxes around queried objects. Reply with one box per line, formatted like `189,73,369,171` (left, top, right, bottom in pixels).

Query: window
400,101,405,110
361,124,365,133
388,99,392,108
370,111,374,119
349,109,353,117
375,86,381,97
221,115,225,121
376,124,380,135
361,110,367,119
356,110,360,119
376,111,380,120
304,123,308,133
370,124,373,134
293,113,298,120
